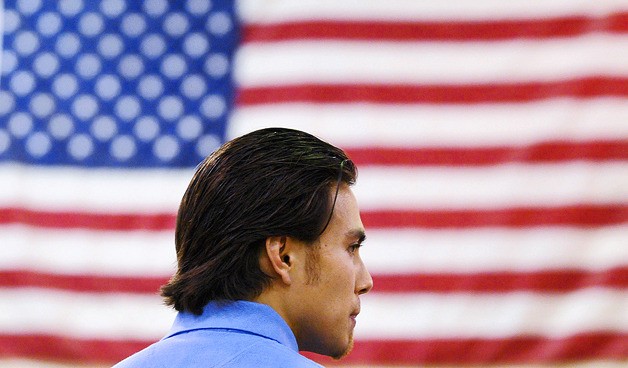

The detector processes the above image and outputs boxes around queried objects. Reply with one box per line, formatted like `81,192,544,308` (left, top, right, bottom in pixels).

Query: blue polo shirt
114,300,323,367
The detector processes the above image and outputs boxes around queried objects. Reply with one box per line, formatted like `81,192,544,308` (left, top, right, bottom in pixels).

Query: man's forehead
326,184,364,236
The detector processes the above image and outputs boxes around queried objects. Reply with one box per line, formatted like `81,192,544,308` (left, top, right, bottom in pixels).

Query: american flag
1,0,627,367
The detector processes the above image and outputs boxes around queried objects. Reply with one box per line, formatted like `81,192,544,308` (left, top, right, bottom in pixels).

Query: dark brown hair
161,128,357,314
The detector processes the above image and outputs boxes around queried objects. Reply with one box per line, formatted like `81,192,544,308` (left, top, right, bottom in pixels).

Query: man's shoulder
113,328,322,368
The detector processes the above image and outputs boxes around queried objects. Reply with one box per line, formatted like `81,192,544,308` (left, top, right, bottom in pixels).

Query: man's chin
331,335,354,360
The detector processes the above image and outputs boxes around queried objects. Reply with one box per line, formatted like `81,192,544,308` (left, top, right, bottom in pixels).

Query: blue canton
0,0,238,167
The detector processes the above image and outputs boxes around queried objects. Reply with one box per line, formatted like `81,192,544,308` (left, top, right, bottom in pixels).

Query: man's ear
262,236,293,285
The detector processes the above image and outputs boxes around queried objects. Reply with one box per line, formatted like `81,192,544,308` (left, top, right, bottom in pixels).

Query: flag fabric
1,0,627,367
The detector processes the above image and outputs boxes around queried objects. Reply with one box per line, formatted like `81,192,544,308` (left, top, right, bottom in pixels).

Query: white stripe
357,288,628,338
2,161,626,213
0,225,175,276
361,226,628,273
355,162,628,209
228,98,628,147
0,288,173,339
235,35,628,85
238,0,628,22
0,164,192,212
1,288,625,339
2,225,626,275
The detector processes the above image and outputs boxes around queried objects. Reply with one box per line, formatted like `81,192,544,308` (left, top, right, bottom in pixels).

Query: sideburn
304,242,321,285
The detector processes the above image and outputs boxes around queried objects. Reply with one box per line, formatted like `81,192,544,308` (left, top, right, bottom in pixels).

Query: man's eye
348,244,359,254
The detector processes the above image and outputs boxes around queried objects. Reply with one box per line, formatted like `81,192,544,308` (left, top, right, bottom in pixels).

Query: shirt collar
164,300,299,352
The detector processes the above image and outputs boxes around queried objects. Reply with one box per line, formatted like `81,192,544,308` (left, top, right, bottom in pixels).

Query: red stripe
346,140,628,166
372,267,628,293
0,207,176,230
1,204,626,230
236,77,628,105
243,13,628,42
2,268,626,294
361,204,628,228
312,333,628,365
4,333,624,365
0,270,168,294
0,334,149,364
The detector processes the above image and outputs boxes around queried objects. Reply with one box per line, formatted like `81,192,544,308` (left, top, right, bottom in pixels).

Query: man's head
161,127,372,357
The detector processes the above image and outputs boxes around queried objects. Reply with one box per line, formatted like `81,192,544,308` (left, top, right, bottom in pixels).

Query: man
114,128,373,367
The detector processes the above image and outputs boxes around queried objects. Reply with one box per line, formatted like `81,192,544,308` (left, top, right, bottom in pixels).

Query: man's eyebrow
346,229,366,244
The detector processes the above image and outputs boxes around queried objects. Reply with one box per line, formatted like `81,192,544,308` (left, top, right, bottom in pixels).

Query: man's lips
350,301,361,326
350,308,360,325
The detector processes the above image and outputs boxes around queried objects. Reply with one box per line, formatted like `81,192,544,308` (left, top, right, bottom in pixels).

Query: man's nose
356,258,373,295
